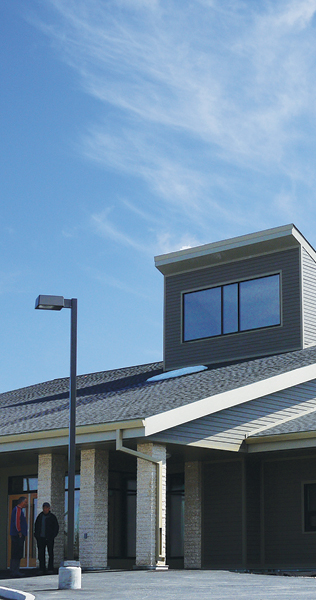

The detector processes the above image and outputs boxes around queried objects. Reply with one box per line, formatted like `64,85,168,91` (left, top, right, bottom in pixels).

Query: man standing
34,502,59,574
10,496,28,577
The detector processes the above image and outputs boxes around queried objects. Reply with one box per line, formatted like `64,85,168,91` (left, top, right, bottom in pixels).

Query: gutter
116,429,164,563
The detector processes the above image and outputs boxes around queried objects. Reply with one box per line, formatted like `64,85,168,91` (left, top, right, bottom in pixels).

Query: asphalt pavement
1,569,316,600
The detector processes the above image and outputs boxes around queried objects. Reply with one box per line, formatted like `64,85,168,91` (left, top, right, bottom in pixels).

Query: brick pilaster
37,453,66,568
136,443,167,569
184,461,202,569
79,448,109,569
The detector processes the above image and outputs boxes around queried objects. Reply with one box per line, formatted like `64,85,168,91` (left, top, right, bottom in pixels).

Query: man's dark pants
37,537,54,572
10,535,25,575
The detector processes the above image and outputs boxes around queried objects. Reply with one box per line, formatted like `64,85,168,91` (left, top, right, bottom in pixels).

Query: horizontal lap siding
164,249,301,370
202,461,243,567
264,457,316,567
155,380,316,450
302,248,316,347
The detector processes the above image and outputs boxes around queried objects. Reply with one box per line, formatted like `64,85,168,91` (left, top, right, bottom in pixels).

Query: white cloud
31,0,316,245
90,208,150,253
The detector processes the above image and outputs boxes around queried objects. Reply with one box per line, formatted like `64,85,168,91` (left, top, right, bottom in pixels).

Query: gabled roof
1,346,316,453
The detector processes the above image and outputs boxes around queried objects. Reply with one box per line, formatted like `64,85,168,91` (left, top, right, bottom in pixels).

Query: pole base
133,564,169,571
58,565,82,589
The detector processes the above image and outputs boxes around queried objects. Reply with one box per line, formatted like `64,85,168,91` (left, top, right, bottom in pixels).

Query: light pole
35,295,77,562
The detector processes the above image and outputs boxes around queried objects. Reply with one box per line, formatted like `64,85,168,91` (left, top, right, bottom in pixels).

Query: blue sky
1,0,316,393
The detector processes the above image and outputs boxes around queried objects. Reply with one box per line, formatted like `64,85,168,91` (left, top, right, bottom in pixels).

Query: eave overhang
246,430,316,453
0,420,145,453
142,362,316,437
2,362,316,454
155,224,316,276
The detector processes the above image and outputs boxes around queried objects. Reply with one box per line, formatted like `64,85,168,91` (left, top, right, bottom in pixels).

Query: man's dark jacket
34,512,59,541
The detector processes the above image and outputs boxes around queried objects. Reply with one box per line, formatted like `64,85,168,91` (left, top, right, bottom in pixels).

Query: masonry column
135,443,167,570
79,448,109,570
37,453,66,568
184,461,202,569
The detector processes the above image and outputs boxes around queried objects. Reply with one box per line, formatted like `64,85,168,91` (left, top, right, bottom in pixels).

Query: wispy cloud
91,208,150,253
90,203,205,257
31,0,316,243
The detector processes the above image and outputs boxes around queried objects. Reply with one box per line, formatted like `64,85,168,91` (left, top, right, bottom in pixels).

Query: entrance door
7,493,37,568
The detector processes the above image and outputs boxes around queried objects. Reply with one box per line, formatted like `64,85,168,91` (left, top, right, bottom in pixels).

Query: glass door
7,493,37,568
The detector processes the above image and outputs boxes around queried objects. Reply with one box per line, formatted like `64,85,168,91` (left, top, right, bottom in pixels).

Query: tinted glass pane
223,283,238,334
167,494,184,557
239,275,280,331
305,483,316,531
184,287,221,341
126,486,136,557
307,483,316,511
65,474,81,489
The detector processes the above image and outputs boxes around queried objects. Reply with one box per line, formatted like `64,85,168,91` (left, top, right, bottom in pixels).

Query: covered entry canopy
1,346,316,570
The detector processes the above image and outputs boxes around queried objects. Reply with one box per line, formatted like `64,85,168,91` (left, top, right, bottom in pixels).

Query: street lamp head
35,295,65,310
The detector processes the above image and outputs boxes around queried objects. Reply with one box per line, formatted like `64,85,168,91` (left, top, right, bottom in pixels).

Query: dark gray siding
202,460,243,567
164,248,302,370
263,457,316,567
302,248,316,347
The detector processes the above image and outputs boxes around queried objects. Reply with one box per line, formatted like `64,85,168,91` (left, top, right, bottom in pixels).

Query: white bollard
58,561,82,590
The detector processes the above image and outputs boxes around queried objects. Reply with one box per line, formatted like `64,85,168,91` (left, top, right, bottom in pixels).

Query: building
2,223,316,571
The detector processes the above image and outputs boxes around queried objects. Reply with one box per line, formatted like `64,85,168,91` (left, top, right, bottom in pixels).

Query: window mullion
221,286,224,335
237,282,241,332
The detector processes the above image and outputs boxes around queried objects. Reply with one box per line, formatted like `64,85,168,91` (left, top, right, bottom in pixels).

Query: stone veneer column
136,443,167,569
184,461,202,569
79,448,109,570
37,453,66,568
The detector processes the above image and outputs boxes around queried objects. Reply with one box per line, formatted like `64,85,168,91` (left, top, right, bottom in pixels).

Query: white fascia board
247,434,316,453
143,363,316,437
154,224,295,269
0,420,145,453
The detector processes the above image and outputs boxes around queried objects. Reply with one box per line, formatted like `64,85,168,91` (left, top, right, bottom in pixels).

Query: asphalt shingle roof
2,345,316,437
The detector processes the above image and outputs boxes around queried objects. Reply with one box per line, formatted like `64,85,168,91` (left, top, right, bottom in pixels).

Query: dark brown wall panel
264,457,316,567
202,461,243,567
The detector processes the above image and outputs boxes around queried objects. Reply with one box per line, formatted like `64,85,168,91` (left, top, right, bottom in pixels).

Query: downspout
116,429,164,562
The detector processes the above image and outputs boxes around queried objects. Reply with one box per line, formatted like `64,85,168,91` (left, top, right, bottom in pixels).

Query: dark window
167,473,184,558
223,283,238,334
304,483,316,532
8,476,38,494
183,274,280,342
184,286,221,341
108,472,136,559
239,275,280,331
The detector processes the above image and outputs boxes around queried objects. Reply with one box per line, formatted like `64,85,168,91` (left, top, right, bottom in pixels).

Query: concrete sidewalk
1,570,316,600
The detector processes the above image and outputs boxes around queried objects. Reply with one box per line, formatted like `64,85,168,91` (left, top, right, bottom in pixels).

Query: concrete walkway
1,570,316,600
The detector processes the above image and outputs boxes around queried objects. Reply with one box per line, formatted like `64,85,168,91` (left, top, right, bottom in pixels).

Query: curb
0,585,35,600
